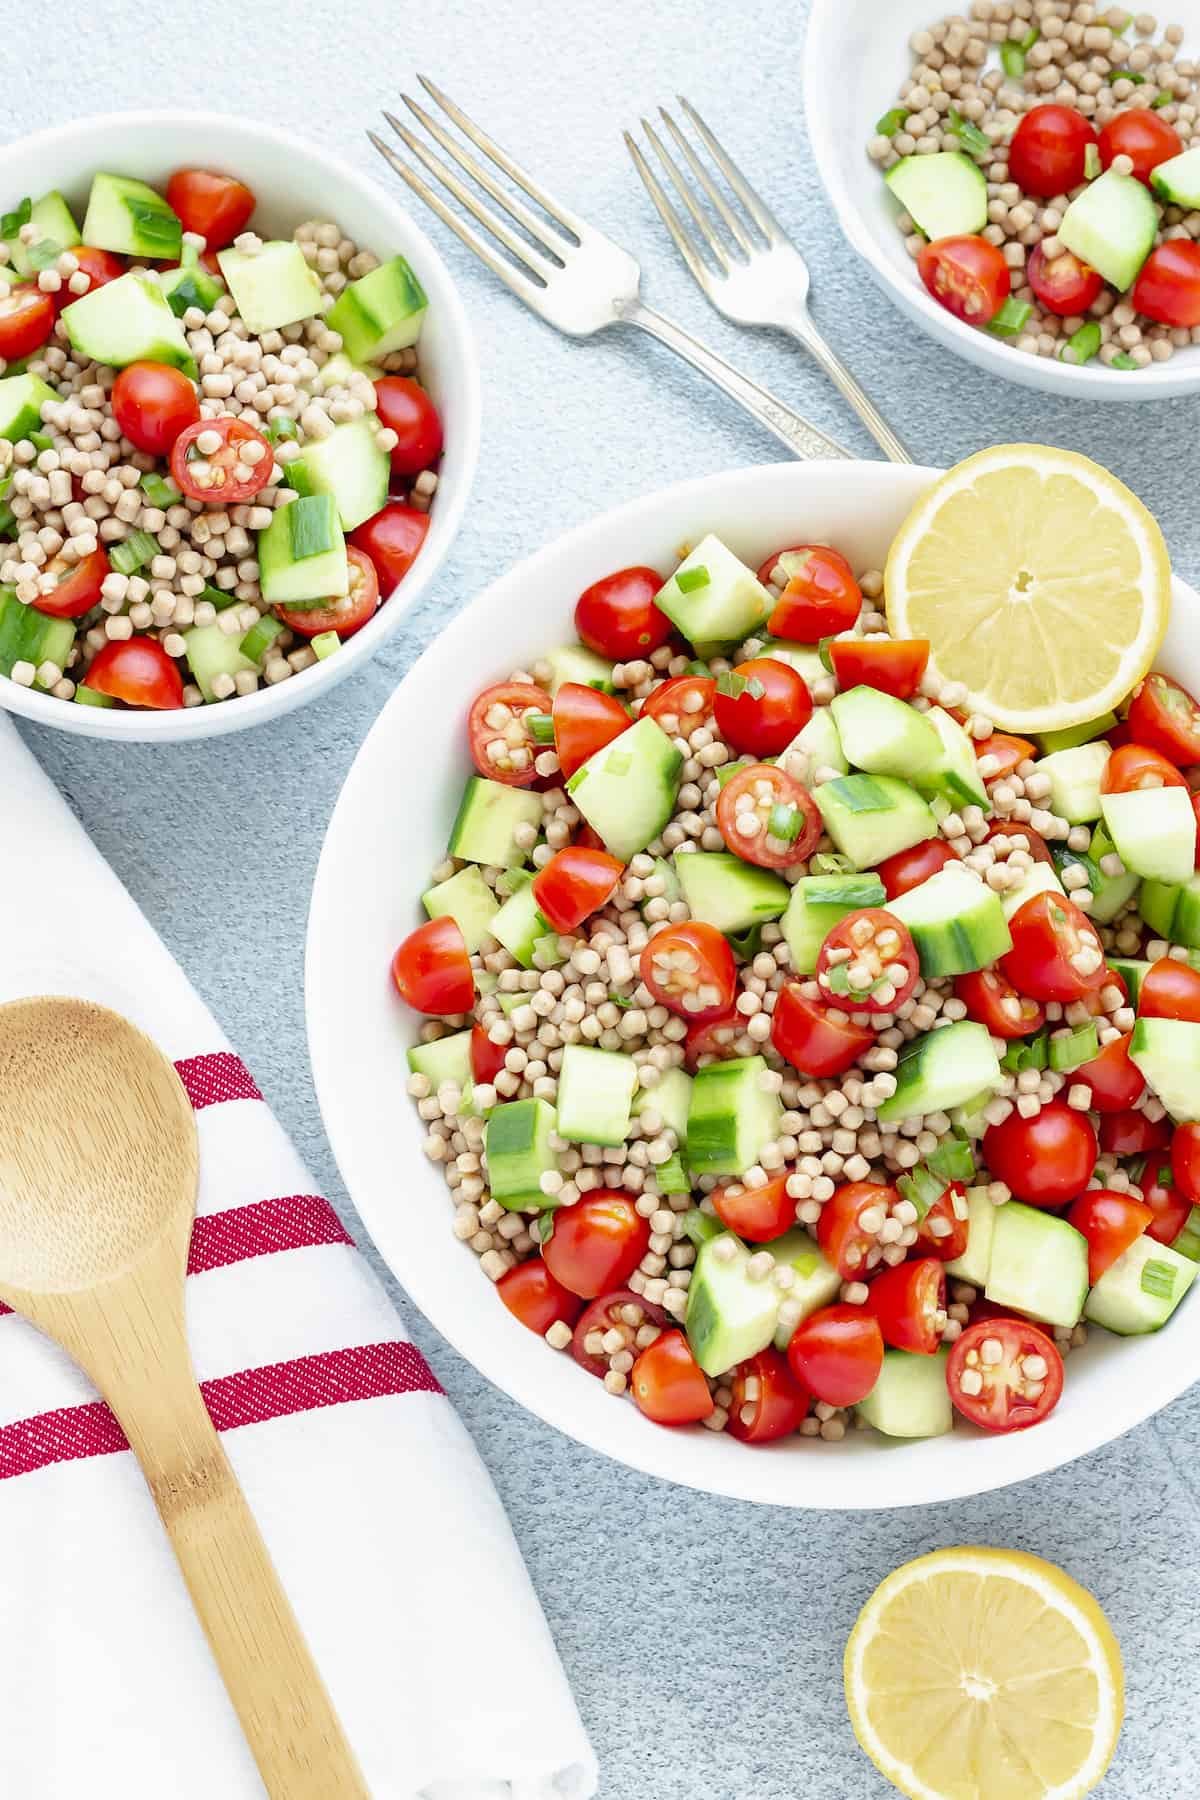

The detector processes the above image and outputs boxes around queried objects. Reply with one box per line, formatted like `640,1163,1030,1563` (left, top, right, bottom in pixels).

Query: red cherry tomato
715,762,821,870
166,168,256,247
867,1258,946,1355
169,414,272,501
1140,958,1200,1023
469,1021,508,1088
1128,673,1200,767
763,545,862,643
817,1181,899,1280
712,657,812,757
277,544,380,639
983,1101,1097,1208
876,837,959,900
684,1009,745,1070
771,982,875,1078
1067,1189,1154,1285
829,637,929,700
348,502,430,593
1026,243,1103,316
630,1329,714,1426
786,1304,884,1408
574,565,670,661
917,1182,970,1263
466,679,553,787
372,375,443,478
815,907,919,1015
82,636,184,710
639,921,736,1023
1075,1032,1145,1112
551,682,629,779
917,234,1011,324
1143,1162,1192,1246
531,846,623,932
985,817,1054,866
725,1346,810,1442
543,1192,651,1298
641,672,715,734
1002,891,1106,1003
1172,1121,1200,1205
946,1318,1064,1432
975,732,1038,782
1099,108,1183,185
1009,104,1099,197
571,1288,667,1377
1101,742,1187,793
711,1173,796,1243
0,283,55,360
57,246,123,309
497,1260,583,1336
1098,1108,1171,1158
30,546,111,620
389,916,473,1015
110,361,200,457
955,968,1046,1040
1134,240,1200,327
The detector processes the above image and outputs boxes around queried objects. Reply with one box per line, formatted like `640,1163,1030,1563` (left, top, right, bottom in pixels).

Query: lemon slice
844,1547,1124,1800
885,444,1170,733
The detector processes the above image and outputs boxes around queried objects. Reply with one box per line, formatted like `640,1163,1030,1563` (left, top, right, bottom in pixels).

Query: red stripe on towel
175,1051,263,1108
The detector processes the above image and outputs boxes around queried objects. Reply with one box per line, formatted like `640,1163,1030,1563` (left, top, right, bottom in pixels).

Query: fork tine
657,107,754,257
638,117,728,274
380,115,556,282
367,132,541,301
676,96,786,246
416,74,586,243
622,132,713,292
398,94,569,263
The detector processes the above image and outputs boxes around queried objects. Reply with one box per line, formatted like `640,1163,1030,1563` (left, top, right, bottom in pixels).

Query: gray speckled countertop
5,2,1199,1793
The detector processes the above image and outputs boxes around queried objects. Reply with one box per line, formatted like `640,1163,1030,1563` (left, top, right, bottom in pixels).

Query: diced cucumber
407,1028,477,1118
1150,144,1200,207
1059,167,1157,290
315,351,385,391
686,1055,782,1177
422,864,499,952
1109,957,1151,1006
0,587,74,677
814,773,937,869
490,882,555,969
1130,1016,1200,1122
788,705,847,775
82,172,181,260
61,272,196,375
1051,821,1139,926
183,622,256,703
159,246,225,319
768,1230,841,1349
943,1186,997,1288
633,1066,692,1141
654,535,771,646
830,685,941,780
542,643,616,696
566,715,682,860
1039,742,1110,824
674,851,790,934
916,707,990,813
760,640,826,685
258,494,348,606
217,240,323,333
1038,713,1119,755
484,1098,559,1210
877,1020,1001,1124
885,152,987,237
3,190,79,276
641,855,681,913
781,871,887,974
984,1200,1089,1329
0,372,57,443
1171,1205,1200,1262
685,1233,780,1376
888,864,1011,978
326,255,429,362
555,1044,637,1145
1139,874,1200,947
951,1087,995,1140
1000,858,1065,922
856,1349,953,1439
1101,786,1196,885
286,416,389,531
1084,1234,1197,1335
447,776,542,869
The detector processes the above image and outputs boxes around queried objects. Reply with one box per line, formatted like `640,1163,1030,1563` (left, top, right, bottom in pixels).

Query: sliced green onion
266,415,300,444
0,197,31,240
874,106,909,137
675,564,710,594
1019,24,1040,51
817,635,837,674
27,429,53,453
1048,1022,1099,1071
1107,67,1145,83
1171,1205,1200,1262
199,581,241,612
528,711,555,745
239,614,283,665
610,991,634,1009
1062,320,1102,365
109,529,159,575
74,683,114,708
927,1137,976,1185
897,1165,948,1222
0,470,12,501
656,1153,692,1197
716,670,748,700
810,852,855,876
536,1211,555,1244
1112,11,1132,34
682,1207,722,1246
140,471,179,507
1001,1032,1048,1074
1084,142,1102,179
824,963,852,995
0,503,14,539
687,658,711,677
1111,351,1140,370
311,630,341,661
1152,90,1173,108
947,108,992,158
746,676,766,701
726,924,763,960
1000,42,1026,79
496,867,532,898
987,297,1032,338
715,758,753,790
767,801,801,842
531,932,563,970
1141,1258,1176,1299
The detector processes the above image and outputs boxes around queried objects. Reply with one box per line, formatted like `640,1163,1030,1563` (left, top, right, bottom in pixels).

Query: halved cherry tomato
372,375,443,477
684,1009,744,1069
469,1021,508,1087
572,822,606,851
974,732,1038,782
0,283,55,360
1101,742,1187,793
815,907,919,1014
983,1102,1097,1209
349,502,430,591
1009,104,1098,197
985,818,1054,865
1099,108,1183,186
1098,1107,1171,1158
1075,1032,1144,1112
166,168,256,247
725,1346,810,1442
278,544,379,639
715,762,820,870
876,837,959,900
466,679,553,787
641,673,716,738
713,657,812,757
543,1192,651,1299
955,968,1046,1040
1002,891,1106,1002
868,1258,946,1355
551,682,629,779
497,1260,583,1336
571,1288,667,1377
918,234,1011,324
763,545,862,643
56,246,123,309
711,1173,796,1243
829,637,929,700
532,845,623,932
639,921,736,1023
1138,958,1200,1023
630,1329,714,1425
111,361,200,457
30,545,111,620
771,982,875,1078
1026,243,1103,316
575,565,670,660
1172,1121,1200,1204
917,1182,970,1263
946,1318,1064,1432
169,414,273,501
389,916,473,1014
1067,1189,1154,1285
786,1304,883,1408
817,1181,899,1279
82,636,184,710
1143,1162,1191,1245
1127,672,1200,766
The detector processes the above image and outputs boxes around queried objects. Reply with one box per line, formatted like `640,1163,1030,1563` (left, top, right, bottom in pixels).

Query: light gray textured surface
6,3,1199,1794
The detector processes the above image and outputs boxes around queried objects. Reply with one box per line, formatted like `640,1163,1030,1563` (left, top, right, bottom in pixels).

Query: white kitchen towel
0,712,597,1800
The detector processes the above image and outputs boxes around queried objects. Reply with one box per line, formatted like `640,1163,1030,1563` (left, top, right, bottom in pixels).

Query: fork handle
783,305,913,465
624,301,851,461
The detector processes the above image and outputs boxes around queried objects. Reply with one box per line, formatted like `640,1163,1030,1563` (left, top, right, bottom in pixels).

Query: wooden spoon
0,997,368,1798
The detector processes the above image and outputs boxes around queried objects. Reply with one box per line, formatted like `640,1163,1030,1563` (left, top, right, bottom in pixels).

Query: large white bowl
805,0,1200,401
0,111,480,741
307,459,1200,1509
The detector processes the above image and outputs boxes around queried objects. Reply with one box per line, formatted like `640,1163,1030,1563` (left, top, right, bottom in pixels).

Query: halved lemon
885,444,1170,733
844,1547,1124,1800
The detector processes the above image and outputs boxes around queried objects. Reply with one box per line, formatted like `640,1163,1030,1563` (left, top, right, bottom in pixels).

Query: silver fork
625,100,911,465
367,78,850,463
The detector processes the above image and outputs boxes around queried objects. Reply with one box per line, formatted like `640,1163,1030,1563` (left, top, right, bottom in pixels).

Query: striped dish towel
0,712,596,1800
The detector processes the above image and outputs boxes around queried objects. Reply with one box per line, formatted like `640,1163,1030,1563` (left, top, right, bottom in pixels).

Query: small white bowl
307,458,1200,1510
0,110,480,741
804,0,1200,401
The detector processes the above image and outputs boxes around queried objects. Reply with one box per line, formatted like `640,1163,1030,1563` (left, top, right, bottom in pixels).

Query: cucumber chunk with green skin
674,851,790,934
944,1186,997,1287
984,1200,1089,1329
490,882,559,969
217,240,323,334
884,152,987,237
686,1055,782,1177
541,643,616,696
632,1066,692,1141
567,715,682,860
159,257,225,319
1130,1016,1200,1121
830,685,941,780
326,255,429,362
1171,1205,1200,1262
1000,858,1065,922
1039,742,1110,823
1037,713,1119,755
62,273,196,376
877,1020,1002,1125
1101,785,1197,885
422,864,499,953
1108,957,1151,1006
781,872,888,974
1051,821,1139,926
285,416,390,531
315,351,385,391
0,586,74,677
788,705,847,775
769,1230,842,1348
915,707,990,813
814,773,937,869
447,776,541,869
258,493,348,605
654,535,772,646
0,372,57,444
182,622,256,702
1059,167,1158,289
888,864,1012,977
685,1233,780,1376
856,1349,953,1439
1084,1234,1197,1334
82,173,181,260
1137,875,1200,944
3,190,79,276
407,1028,478,1119
484,1098,559,1210
1150,145,1200,207
555,1044,638,1145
